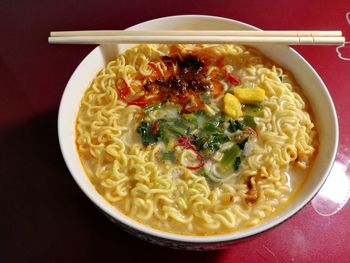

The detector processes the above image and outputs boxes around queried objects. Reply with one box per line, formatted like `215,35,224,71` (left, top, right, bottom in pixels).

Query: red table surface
1,1,350,262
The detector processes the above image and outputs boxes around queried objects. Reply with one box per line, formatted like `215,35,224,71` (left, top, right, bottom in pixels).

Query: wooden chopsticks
48,30,345,45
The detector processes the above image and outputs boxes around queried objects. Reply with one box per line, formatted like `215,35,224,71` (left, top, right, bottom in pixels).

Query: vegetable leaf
162,151,175,161
137,121,160,146
144,102,162,113
243,115,257,129
200,92,212,104
243,104,263,114
228,120,244,132
237,137,248,150
220,144,241,170
234,156,241,171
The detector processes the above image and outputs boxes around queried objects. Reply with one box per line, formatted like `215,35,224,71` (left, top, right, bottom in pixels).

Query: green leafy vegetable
144,102,162,113
137,101,254,173
193,114,229,156
202,122,221,133
156,107,230,157
200,92,212,104
237,137,248,150
137,121,160,146
228,120,244,132
168,122,188,136
199,133,230,156
243,115,257,129
207,114,223,127
157,103,180,120
161,151,175,161
158,120,175,145
243,104,263,114
234,156,242,171
158,117,193,146
220,144,241,170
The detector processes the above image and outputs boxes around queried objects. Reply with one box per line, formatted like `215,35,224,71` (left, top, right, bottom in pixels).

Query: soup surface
76,44,317,235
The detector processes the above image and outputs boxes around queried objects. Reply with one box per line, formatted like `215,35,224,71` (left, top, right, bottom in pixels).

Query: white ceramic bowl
58,15,338,250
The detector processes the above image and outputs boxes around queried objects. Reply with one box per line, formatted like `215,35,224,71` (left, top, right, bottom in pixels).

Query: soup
76,44,317,235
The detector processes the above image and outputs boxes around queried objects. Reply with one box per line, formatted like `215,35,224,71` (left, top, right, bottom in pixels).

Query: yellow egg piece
223,93,242,118
234,87,265,104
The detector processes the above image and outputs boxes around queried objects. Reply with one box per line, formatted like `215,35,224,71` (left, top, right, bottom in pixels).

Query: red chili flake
127,96,149,108
176,136,205,171
177,136,197,151
116,80,131,101
225,72,240,86
186,153,205,170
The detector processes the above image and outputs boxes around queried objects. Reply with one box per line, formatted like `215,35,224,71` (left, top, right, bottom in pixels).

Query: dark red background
1,1,349,262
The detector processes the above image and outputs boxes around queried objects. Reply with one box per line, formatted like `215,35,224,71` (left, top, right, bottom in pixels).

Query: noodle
76,44,317,235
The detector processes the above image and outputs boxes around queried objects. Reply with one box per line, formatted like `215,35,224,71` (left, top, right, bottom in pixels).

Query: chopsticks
48,30,345,45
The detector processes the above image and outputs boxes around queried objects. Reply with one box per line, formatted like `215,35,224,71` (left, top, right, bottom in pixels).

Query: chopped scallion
144,102,162,113
228,120,244,132
220,144,241,170
243,115,257,129
162,151,175,161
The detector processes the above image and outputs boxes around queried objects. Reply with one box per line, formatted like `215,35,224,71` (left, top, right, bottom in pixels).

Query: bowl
58,15,338,250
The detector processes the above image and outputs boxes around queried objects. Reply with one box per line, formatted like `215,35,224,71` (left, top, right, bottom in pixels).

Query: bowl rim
58,14,339,243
